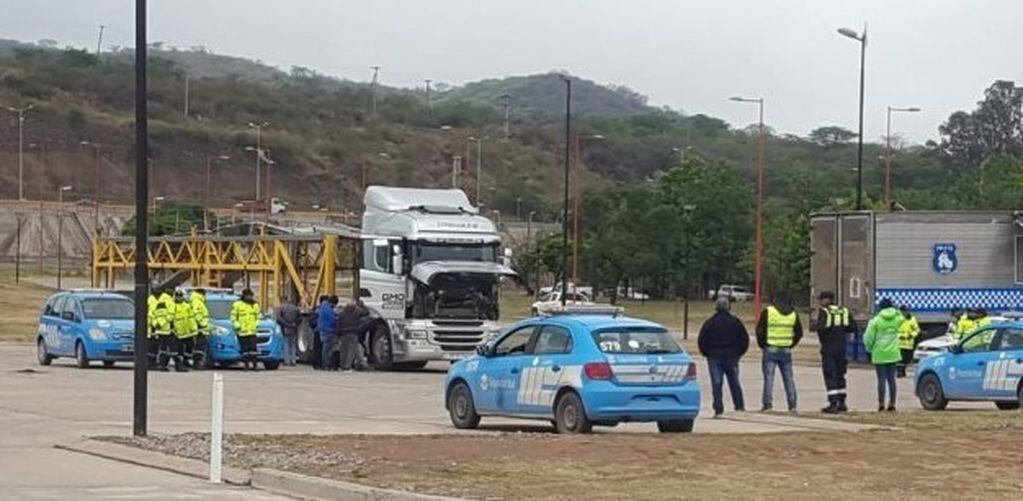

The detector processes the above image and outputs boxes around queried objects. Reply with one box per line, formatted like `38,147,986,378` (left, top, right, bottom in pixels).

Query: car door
38,295,61,354
473,325,537,414
986,328,1023,398
48,295,72,355
516,324,575,413
945,327,998,398
60,298,83,354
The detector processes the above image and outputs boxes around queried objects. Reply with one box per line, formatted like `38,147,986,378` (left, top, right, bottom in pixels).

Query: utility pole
451,155,461,188
838,25,867,210
247,122,269,200
560,76,572,307
729,96,766,315
134,0,151,438
183,74,189,118
96,24,106,55
500,94,512,139
424,79,433,120
370,65,381,118
57,186,71,291
6,104,33,200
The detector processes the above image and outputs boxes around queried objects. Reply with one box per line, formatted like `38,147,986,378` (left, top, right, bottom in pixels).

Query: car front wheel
37,339,53,366
75,341,90,369
263,361,280,371
448,382,481,429
554,391,592,434
917,373,948,411
657,419,695,433
995,401,1021,410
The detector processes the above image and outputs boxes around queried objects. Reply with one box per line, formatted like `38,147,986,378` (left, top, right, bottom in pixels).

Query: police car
200,290,284,370
36,290,136,368
915,319,1023,410
444,310,700,434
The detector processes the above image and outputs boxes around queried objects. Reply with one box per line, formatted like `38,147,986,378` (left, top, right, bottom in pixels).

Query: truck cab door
360,239,406,321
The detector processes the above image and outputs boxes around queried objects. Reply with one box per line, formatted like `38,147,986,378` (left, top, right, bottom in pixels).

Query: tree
939,80,1023,171
809,126,857,147
953,155,1023,210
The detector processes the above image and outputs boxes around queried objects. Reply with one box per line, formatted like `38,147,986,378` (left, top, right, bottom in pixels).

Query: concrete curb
252,468,465,501
55,439,251,485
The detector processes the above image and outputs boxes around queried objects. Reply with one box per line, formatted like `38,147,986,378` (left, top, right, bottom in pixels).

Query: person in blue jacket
317,295,339,370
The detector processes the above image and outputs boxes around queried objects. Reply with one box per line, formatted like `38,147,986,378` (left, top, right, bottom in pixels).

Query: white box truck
359,186,515,369
810,211,1023,338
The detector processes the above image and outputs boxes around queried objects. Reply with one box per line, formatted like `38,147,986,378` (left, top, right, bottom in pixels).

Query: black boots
822,396,848,414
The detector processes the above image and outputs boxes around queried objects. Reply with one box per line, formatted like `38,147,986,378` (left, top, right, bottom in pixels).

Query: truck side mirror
391,244,404,275
502,247,513,267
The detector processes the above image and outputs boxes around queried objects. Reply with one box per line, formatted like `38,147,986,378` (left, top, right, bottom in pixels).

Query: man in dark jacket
276,299,302,366
697,296,749,417
317,296,339,370
336,299,373,371
815,291,857,413
755,295,803,413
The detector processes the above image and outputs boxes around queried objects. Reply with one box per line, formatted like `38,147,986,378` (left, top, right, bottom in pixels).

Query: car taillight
584,362,613,380
684,362,697,380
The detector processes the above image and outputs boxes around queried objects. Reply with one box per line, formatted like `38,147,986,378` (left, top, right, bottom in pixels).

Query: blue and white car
36,290,136,368
200,291,284,370
915,320,1023,410
444,313,700,434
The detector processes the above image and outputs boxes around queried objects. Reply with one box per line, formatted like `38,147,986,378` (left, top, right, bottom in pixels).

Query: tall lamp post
572,133,604,287
838,25,867,210
884,106,920,210
56,185,72,290
79,141,104,233
560,76,572,306
730,96,766,315
205,155,231,230
247,121,270,201
5,104,33,200
468,136,487,206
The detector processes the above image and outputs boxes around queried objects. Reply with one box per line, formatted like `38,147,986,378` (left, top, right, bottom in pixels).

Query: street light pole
838,25,867,210
205,155,231,230
6,104,33,200
247,122,269,201
57,185,72,290
884,106,921,210
730,96,766,315
572,133,604,288
560,76,572,307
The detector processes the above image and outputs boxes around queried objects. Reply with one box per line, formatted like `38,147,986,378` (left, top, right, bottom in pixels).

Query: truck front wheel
370,324,394,371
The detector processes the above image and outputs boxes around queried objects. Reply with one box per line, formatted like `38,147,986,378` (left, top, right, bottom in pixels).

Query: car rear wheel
370,325,394,371
554,391,592,434
995,401,1021,410
37,339,53,366
657,419,695,433
75,341,90,369
448,382,481,429
917,373,948,411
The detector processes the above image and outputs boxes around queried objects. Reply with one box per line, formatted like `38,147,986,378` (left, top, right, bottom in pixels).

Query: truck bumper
390,320,498,363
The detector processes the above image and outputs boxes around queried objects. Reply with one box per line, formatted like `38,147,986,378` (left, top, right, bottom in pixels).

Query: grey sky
2,0,1021,143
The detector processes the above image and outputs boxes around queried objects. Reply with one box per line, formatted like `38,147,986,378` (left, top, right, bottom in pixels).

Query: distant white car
913,334,955,361
531,291,593,316
709,284,754,302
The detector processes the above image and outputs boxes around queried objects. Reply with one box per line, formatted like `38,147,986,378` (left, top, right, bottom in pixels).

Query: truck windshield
81,298,134,320
413,242,497,264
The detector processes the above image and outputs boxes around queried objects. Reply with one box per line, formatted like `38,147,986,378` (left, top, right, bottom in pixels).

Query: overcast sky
2,0,1021,143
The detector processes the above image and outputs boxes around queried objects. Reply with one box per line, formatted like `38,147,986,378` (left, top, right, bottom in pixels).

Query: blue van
36,291,136,368
200,290,284,370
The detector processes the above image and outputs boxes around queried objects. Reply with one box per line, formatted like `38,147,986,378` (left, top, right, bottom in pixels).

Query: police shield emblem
932,243,957,275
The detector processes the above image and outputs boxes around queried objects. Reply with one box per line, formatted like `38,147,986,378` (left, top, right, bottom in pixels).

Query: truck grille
431,330,485,352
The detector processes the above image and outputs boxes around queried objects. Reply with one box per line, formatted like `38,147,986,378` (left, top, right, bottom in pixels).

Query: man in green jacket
863,298,904,412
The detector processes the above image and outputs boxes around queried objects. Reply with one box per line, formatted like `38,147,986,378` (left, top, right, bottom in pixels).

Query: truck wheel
75,341,90,369
995,401,1021,410
657,419,695,433
554,391,592,434
917,373,948,411
447,382,481,429
37,339,53,366
370,325,394,371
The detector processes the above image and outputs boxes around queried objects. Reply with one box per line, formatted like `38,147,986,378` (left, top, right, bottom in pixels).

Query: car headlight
88,328,108,340
408,329,427,339
486,329,501,340
212,326,230,337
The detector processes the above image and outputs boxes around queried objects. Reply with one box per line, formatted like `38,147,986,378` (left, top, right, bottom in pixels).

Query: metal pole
266,161,272,220
94,146,101,232
205,156,211,231
96,24,106,55
184,74,189,118
465,138,472,198
17,110,25,200
15,214,22,284
255,126,262,200
210,372,224,483
884,106,892,211
451,155,460,188
57,188,63,290
527,211,533,294
754,99,765,316
572,135,580,287
855,28,867,210
133,0,150,437
561,78,571,306
475,139,482,206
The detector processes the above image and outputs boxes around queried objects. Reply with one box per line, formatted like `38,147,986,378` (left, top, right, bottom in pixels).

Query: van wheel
554,391,592,434
37,339,53,366
447,382,481,429
657,419,695,433
917,373,948,411
75,341,90,369
370,325,394,371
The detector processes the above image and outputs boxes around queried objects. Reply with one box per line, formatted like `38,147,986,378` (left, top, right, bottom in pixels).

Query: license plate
122,344,134,352
442,352,470,361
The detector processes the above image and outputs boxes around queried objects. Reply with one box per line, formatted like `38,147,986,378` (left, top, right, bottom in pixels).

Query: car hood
410,261,516,285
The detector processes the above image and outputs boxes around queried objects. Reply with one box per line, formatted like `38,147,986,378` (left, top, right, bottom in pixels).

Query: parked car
708,284,754,302
915,321,1023,411
531,291,593,316
444,311,701,433
36,290,135,368
199,290,284,370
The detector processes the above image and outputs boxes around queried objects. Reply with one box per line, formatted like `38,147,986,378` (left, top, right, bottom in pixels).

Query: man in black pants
336,299,372,371
816,291,857,413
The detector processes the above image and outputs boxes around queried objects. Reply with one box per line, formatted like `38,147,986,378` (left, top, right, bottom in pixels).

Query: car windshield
591,328,681,354
206,300,236,320
81,298,134,320
413,242,497,264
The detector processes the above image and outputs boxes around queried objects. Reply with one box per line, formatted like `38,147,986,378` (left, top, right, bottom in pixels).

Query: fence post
210,372,224,483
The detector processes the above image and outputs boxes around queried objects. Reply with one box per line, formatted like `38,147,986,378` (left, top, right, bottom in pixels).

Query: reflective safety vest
823,305,850,329
954,315,978,340
190,292,210,334
898,315,920,349
766,306,797,348
146,294,157,334
173,301,198,339
231,300,261,337
151,304,172,336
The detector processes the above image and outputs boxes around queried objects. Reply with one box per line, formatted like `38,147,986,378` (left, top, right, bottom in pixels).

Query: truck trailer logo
932,244,957,275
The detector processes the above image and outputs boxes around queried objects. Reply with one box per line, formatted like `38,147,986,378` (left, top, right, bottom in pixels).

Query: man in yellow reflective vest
231,288,262,371
146,291,159,367
896,305,920,378
755,295,803,413
171,290,196,372
815,291,857,413
151,295,173,371
190,289,211,368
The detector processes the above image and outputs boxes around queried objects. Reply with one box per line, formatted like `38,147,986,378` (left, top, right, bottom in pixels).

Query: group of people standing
311,295,373,371
697,291,923,417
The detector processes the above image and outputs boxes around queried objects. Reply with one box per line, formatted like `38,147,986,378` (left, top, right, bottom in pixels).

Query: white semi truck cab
359,186,514,369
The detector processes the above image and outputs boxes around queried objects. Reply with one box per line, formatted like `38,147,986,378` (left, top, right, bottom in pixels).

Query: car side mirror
476,344,493,358
949,344,963,354
391,244,404,275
